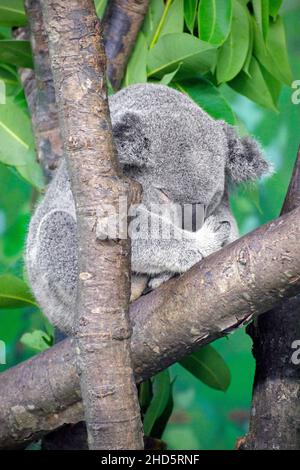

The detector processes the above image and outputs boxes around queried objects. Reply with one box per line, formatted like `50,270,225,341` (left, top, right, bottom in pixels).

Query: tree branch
1,207,300,449
243,147,300,450
41,0,143,450
19,1,63,180
103,0,150,89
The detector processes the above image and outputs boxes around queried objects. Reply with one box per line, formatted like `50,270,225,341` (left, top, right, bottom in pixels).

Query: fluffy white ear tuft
222,123,272,184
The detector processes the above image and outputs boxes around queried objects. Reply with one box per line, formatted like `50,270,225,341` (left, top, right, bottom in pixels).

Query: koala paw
130,274,149,302
198,216,231,257
148,272,173,290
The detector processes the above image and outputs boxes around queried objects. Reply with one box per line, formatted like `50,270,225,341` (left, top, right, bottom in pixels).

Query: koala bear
26,83,270,335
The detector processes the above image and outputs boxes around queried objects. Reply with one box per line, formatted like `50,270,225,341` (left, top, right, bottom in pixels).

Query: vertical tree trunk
41,0,143,450
244,148,300,450
23,0,63,179
103,0,150,89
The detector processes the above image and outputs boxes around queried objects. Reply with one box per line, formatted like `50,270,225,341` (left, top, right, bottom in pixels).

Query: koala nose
182,203,206,232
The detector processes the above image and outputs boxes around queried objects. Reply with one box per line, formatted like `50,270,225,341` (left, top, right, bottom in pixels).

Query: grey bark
244,148,300,450
0,206,300,449
41,0,143,450
103,0,150,89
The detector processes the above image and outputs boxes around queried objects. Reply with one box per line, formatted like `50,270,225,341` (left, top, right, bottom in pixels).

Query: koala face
110,84,228,213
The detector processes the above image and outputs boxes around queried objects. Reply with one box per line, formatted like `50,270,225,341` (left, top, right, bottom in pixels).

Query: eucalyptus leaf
179,345,231,391
151,379,175,439
252,0,269,40
173,77,236,124
147,33,217,79
94,0,108,18
243,10,254,77
198,0,232,45
162,0,184,36
139,379,153,414
269,0,282,19
252,16,292,86
0,274,38,309
229,56,278,111
143,370,171,436
142,0,164,46
0,65,19,96
0,98,44,189
124,32,147,86
0,40,33,68
159,63,182,85
0,0,27,27
216,0,250,83
184,0,198,34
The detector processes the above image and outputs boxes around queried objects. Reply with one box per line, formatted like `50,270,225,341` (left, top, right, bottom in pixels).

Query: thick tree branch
244,147,300,450
18,1,63,179
103,0,150,89
1,207,300,449
41,0,143,450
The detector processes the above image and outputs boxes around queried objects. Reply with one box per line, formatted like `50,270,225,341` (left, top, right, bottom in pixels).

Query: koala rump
26,84,270,335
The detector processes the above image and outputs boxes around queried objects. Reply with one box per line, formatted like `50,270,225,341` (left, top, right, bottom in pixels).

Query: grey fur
26,83,270,334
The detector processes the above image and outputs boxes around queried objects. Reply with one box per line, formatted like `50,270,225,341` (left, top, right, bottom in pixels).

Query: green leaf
252,16,292,86
147,33,217,79
229,56,279,111
151,379,175,439
0,0,27,27
0,40,33,68
198,0,232,45
252,0,269,40
142,0,164,46
269,0,282,19
20,330,53,352
94,0,108,18
143,370,171,436
124,32,147,86
184,0,198,34
0,98,44,189
0,274,38,309
216,0,250,83
173,77,236,124
159,63,182,85
162,0,184,36
0,64,20,96
243,11,254,77
179,345,231,391
139,379,153,414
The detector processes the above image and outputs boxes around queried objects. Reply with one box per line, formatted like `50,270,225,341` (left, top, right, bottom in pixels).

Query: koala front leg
131,206,232,276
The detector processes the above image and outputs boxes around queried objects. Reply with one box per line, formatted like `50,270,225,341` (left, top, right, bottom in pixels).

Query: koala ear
222,123,272,184
112,111,151,167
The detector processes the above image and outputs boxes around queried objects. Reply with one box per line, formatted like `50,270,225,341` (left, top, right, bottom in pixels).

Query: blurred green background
0,0,300,450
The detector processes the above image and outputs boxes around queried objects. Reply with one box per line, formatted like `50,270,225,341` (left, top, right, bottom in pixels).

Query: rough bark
103,0,150,89
41,0,143,450
19,1,63,180
1,207,300,449
244,148,300,450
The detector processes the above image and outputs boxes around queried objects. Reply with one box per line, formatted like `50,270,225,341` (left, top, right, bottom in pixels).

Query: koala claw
148,272,173,290
130,274,149,302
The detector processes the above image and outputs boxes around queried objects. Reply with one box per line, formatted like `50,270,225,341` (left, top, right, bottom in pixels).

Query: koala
26,83,270,335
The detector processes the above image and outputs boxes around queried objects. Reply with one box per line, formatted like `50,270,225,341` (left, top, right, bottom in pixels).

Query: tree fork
243,147,300,450
1,206,300,449
41,0,143,450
